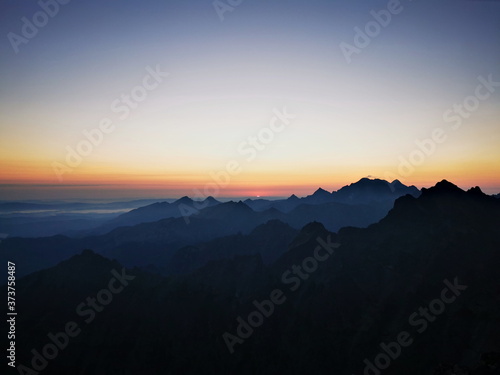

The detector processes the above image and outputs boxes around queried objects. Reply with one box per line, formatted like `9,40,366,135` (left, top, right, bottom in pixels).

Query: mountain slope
0,195,391,277
92,196,221,234
8,180,500,374
167,219,298,274
243,178,420,213
331,177,420,203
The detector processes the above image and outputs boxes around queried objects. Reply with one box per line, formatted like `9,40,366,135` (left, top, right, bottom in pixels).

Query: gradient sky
1,0,499,200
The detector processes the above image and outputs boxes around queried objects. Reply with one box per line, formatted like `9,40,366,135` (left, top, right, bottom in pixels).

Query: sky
0,0,499,200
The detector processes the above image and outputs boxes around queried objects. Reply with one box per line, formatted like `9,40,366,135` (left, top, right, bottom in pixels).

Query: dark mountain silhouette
243,178,420,213
167,220,298,274
332,177,419,203
283,200,388,230
8,180,500,374
0,196,391,278
305,187,333,204
242,198,274,211
243,194,300,213
0,201,284,277
40,178,418,239
91,196,221,234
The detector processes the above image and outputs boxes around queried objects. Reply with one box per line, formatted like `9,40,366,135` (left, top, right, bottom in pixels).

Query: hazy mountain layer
9,180,500,375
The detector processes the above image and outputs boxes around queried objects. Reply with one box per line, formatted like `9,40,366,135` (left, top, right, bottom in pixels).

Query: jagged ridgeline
0,178,419,277
5,180,500,374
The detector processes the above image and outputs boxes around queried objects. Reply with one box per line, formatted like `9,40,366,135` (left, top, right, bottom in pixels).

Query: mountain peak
203,196,219,204
313,187,331,196
343,178,392,191
287,221,333,250
357,177,386,183
58,249,118,272
215,200,251,211
303,187,334,204
358,177,381,183
467,186,485,196
175,196,194,204
422,180,463,196
390,179,404,188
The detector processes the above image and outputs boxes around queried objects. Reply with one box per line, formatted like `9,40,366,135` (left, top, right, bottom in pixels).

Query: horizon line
0,178,499,202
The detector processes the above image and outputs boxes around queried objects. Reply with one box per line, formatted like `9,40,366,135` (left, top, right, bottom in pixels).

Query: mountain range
8,180,500,374
87,178,420,235
0,178,418,277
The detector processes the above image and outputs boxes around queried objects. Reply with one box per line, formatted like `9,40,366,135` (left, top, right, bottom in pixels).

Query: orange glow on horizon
1,156,499,200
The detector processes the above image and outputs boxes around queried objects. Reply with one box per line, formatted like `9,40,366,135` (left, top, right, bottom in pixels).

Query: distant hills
0,178,417,277
0,178,420,238
91,196,221,234
88,178,420,235
8,179,500,374
2,180,498,240
243,178,420,212
167,220,298,274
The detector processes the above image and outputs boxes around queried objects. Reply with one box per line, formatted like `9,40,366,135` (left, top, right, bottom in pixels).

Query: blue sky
0,0,499,199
